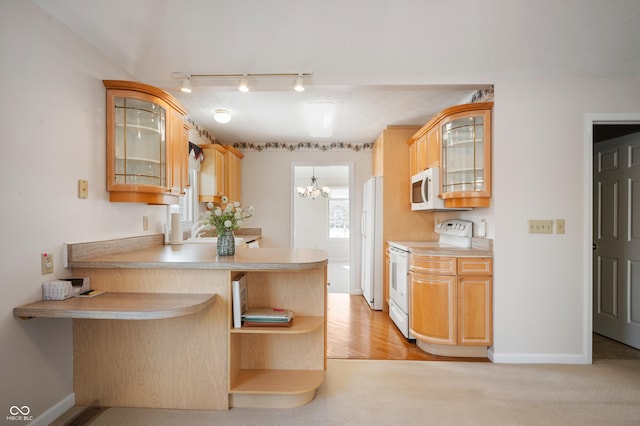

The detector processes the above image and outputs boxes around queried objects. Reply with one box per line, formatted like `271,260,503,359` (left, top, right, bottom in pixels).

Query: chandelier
297,168,330,199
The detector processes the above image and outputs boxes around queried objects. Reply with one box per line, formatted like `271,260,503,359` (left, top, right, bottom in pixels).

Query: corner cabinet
440,104,492,208
408,102,493,208
104,80,189,205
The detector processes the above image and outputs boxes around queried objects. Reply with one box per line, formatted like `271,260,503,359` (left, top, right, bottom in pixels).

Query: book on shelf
241,307,294,327
232,273,248,329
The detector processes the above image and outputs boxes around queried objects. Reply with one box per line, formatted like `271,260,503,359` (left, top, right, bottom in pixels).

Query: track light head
180,75,192,93
294,74,305,92
239,75,249,92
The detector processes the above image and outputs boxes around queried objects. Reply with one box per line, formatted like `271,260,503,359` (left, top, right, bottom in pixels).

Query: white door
593,132,640,349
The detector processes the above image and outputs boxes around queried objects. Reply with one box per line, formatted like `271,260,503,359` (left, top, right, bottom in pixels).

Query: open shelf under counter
14,292,216,320
229,369,325,408
231,316,324,334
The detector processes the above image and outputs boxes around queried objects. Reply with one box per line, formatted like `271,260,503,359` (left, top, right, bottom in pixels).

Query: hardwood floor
327,293,489,362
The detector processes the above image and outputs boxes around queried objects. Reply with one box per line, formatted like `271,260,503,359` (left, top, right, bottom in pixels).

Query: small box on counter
42,277,90,300
42,280,74,300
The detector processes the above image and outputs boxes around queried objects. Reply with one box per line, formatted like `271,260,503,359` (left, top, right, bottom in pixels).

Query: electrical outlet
555,219,565,234
528,219,553,234
143,216,149,230
41,252,53,274
78,180,88,199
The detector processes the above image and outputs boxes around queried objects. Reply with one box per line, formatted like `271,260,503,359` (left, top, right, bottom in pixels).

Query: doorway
589,117,640,361
292,163,354,294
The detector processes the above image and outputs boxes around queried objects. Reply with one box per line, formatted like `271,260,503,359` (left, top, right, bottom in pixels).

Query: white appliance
387,219,473,339
388,242,411,339
411,167,469,211
360,176,383,310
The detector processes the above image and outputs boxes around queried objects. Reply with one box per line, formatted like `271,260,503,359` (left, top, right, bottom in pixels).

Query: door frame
584,113,640,364
290,162,356,293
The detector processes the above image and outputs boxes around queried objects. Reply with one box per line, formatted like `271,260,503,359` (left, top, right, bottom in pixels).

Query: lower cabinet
228,268,327,408
410,255,492,347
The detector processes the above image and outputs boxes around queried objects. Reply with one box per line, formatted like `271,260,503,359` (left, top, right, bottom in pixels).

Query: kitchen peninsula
18,235,328,411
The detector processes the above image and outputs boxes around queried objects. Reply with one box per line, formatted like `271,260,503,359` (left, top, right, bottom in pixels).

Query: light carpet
65,359,640,426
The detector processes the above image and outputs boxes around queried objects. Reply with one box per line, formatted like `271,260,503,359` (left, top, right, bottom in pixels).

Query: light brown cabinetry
372,126,436,311
409,127,440,176
228,268,326,408
104,80,188,205
199,144,227,203
408,102,493,208
225,146,244,203
410,255,492,349
199,144,244,204
441,106,492,208
457,257,493,345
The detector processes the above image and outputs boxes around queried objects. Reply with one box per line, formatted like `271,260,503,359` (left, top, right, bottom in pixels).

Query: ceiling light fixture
238,75,249,92
214,109,231,124
180,75,192,93
297,167,330,199
294,74,305,92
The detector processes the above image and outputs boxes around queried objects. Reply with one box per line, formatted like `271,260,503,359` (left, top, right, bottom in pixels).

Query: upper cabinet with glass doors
408,102,493,208
104,80,189,205
440,103,492,208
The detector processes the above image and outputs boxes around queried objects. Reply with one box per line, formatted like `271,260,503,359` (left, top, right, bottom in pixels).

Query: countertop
14,292,216,320
67,244,328,270
388,240,493,257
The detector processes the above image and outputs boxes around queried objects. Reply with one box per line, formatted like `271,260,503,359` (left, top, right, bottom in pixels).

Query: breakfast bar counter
54,235,329,411
67,243,328,270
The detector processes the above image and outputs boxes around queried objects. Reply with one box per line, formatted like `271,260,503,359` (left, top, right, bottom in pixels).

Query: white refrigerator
360,176,383,310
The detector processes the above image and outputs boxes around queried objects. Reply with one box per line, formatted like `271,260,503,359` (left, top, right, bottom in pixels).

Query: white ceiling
32,0,640,145
31,0,491,145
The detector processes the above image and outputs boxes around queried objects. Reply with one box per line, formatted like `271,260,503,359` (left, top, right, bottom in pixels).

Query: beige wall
0,2,171,422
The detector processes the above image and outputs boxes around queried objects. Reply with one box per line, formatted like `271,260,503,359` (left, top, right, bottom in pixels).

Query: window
328,186,349,239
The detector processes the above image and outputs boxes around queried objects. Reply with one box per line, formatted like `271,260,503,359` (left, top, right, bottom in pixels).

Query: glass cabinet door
114,97,166,187
441,114,486,194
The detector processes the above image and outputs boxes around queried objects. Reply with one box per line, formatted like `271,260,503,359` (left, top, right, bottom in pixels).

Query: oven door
389,246,409,312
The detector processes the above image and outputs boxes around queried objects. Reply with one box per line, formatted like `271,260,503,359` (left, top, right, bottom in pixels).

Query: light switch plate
555,219,565,234
78,180,88,199
528,219,553,234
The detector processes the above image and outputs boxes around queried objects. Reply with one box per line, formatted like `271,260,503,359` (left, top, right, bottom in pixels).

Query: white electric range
387,220,473,340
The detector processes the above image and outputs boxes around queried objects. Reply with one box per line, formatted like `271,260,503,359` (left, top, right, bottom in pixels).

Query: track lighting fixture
172,72,312,92
294,74,305,92
238,75,249,92
180,75,192,93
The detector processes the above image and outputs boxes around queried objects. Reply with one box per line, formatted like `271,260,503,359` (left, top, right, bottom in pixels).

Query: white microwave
411,167,445,211
411,167,471,211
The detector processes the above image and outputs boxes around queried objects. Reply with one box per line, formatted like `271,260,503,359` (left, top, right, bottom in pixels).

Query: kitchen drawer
410,255,456,275
457,257,492,276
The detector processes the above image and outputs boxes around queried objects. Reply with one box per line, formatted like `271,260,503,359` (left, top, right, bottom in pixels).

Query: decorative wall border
470,86,494,103
230,141,375,152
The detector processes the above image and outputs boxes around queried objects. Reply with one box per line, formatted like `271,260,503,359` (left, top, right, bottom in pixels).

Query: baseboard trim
491,352,590,364
31,393,75,426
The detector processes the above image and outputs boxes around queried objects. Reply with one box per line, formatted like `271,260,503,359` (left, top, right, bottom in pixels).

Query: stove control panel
436,220,473,237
